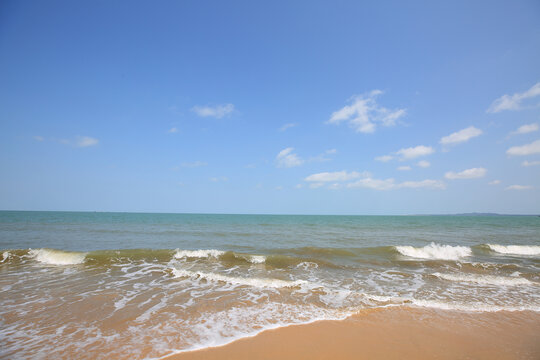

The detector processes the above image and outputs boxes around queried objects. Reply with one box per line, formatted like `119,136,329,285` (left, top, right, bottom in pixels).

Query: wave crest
486,244,540,256
171,268,306,288
395,243,471,260
29,248,87,265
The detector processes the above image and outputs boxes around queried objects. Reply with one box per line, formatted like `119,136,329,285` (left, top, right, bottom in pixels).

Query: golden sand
166,307,540,360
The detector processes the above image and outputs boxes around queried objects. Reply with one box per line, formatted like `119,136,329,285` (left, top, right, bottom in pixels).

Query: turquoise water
1,211,539,251
1,211,539,359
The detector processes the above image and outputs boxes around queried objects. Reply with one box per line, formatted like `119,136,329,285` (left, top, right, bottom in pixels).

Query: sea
1,211,539,359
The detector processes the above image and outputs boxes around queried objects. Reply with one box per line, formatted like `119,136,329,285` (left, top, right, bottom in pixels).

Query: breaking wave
485,244,540,256
395,243,472,260
171,268,307,288
29,249,87,265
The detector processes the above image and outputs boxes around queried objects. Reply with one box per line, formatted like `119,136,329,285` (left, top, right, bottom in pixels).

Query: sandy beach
167,307,540,360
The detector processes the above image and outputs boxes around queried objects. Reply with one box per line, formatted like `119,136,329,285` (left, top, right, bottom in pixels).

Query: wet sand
167,307,540,360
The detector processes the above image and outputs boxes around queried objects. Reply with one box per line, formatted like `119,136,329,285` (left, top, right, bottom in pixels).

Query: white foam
171,268,307,289
395,243,471,260
174,249,225,259
410,299,540,312
29,249,87,265
486,244,540,256
247,255,266,264
432,272,533,286
1,251,10,262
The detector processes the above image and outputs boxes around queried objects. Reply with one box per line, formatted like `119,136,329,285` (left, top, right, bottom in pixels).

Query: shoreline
164,306,540,360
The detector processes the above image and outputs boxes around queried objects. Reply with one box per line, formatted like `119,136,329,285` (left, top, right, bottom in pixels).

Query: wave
432,272,533,286
28,248,87,265
174,249,225,259
171,268,307,289
485,244,540,256
174,249,267,265
395,243,471,260
409,299,540,312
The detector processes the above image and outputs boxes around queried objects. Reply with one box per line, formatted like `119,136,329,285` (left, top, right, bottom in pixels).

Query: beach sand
167,307,540,360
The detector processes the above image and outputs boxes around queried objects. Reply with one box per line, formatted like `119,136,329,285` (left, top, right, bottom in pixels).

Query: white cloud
506,139,540,156
309,182,325,189
396,145,434,160
276,147,303,168
398,179,446,189
347,177,445,191
511,123,539,135
327,90,406,133
181,161,207,168
279,123,297,132
522,160,540,167
439,126,482,145
505,185,533,191
76,136,99,147
168,127,178,133
397,166,411,171
309,148,338,163
488,180,501,185
417,160,430,168
295,184,304,189
487,82,540,113
192,104,235,118
445,167,487,180
375,155,394,162
304,170,369,182
33,135,44,142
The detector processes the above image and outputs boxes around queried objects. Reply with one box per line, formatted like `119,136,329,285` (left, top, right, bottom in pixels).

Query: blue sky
1,0,540,214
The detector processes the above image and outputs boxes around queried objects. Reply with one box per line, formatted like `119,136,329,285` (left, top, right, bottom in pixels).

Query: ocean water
0,211,539,359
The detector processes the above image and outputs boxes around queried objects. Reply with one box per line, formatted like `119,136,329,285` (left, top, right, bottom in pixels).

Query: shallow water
1,211,539,359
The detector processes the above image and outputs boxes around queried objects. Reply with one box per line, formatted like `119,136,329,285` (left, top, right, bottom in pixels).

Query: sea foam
174,249,225,259
486,244,540,256
395,243,471,260
29,249,87,265
171,268,306,288
432,272,533,286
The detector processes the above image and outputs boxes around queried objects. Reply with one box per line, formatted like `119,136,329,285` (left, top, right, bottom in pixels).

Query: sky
1,0,540,215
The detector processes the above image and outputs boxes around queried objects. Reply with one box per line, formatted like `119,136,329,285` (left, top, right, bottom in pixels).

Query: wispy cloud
395,145,434,160
304,171,369,182
505,185,533,191
276,147,303,168
510,123,539,136
375,155,394,162
487,82,540,113
309,149,338,162
445,167,487,180
279,123,297,132
347,178,445,191
327,90,406,133
397,166,411,171
76,136,99,147
439,126,482,146
192,104,235,118
33,135,44,142
168,127,178,133
181,161,207,168
506,139,540,156
488,180,501,185
304,170,444,191
522,160,540,167
416,160,430,168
